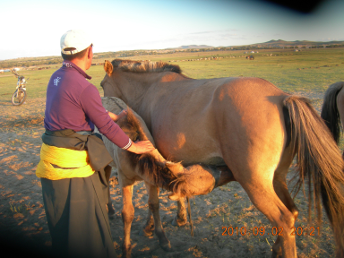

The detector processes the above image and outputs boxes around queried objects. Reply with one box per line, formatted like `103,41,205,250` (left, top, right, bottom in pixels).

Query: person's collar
62,60,92,80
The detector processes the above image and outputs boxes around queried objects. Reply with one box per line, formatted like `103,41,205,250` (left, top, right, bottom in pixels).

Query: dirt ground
0,93,338,258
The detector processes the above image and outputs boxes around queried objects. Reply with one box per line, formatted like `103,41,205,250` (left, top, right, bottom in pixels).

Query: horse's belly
152,121,223,165
157,143,224,165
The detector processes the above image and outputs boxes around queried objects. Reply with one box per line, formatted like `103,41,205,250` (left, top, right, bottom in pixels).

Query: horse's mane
111,59,182,74
117,108,149,142
117,109,189,194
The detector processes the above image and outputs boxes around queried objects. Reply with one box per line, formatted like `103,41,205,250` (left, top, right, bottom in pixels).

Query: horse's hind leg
238,177,297,258
144,181,171,251
121,184,134,258
273,177,298,220
272,175,299,257
271,148,299,257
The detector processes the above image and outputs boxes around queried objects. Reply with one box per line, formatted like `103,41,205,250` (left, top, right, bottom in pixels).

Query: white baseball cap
60,29,92,55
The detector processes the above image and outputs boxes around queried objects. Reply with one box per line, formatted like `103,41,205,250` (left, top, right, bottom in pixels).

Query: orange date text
221,226,320,237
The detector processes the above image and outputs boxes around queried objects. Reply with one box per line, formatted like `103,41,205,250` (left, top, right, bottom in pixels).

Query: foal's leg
105,166,115,217
121,184,134,258
172,198,188,227
145,182,171,251
140,209,154,236
143,199,187,231
107,187,115,217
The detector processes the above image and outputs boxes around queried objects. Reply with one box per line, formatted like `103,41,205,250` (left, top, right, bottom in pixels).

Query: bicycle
11,70,28,106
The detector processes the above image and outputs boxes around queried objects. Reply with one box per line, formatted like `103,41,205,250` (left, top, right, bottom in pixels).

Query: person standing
36,29,154,258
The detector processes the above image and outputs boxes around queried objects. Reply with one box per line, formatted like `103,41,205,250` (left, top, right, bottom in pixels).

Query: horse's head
100,60,124,100
167,164,218,201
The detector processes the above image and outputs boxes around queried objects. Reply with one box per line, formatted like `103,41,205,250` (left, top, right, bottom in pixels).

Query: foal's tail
320,81,344,144
284,96,344,257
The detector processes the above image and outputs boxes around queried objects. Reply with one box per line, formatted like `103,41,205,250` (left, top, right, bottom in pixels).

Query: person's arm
81,85,154,154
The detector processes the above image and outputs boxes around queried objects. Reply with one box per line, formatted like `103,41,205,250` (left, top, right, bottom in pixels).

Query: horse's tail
284,96,344,257
320,81,344,144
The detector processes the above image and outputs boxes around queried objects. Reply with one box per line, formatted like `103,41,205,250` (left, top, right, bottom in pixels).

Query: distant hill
236,39,344,48
172,40,344,50
175,45,213,49
1,39,344,69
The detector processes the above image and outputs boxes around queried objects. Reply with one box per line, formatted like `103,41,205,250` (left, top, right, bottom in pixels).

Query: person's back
36,29,155,258
45,62,95,131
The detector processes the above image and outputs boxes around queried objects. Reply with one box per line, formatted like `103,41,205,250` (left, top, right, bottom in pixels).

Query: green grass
0,65,105,101
0,68,56,100
1,47,343,102
177,48,344,94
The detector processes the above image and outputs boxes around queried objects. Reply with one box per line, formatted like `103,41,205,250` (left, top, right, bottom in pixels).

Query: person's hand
118,109,128,119
108,110,127,122
127,140,155,154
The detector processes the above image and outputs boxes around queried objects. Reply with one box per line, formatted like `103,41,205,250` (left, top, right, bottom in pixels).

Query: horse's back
149,77,289,165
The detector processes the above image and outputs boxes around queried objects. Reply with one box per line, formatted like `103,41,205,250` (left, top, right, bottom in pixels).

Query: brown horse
321,82,344,149
101,59,344,258
98,97,232,258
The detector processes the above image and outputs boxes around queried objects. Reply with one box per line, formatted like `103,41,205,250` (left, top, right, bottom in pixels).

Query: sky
1,0,344,60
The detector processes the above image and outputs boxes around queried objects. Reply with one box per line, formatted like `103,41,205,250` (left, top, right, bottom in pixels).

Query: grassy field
1,47,343,123
1,48,344,101
0,47,344,257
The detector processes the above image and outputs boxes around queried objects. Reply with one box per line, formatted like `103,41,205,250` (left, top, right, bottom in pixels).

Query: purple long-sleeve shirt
44,61,131,149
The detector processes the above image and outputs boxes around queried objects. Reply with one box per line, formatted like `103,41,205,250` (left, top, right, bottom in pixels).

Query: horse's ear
104,60,113,76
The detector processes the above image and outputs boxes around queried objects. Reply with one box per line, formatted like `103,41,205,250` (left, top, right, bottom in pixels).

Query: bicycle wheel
11,89,27,106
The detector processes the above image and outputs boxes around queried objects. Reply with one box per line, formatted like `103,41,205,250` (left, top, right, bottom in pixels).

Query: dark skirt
41,171,116,258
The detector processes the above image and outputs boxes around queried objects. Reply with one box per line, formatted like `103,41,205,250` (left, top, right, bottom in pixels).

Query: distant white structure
13,67,20,71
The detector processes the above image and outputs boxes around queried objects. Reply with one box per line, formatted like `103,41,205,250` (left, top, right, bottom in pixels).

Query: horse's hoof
160,241,172,252
107,204,115,216
139,228,153,237
271,248,282,258
122,245,132,258
107,207,115,220
172,217,187,227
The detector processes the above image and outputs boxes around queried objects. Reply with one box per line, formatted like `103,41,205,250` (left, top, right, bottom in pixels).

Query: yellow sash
36,143,95,180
